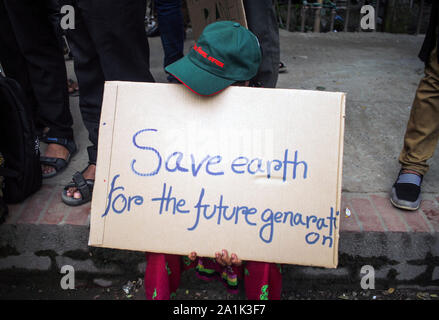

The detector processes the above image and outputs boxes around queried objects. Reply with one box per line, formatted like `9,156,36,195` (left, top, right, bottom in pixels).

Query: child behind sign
144,21,282,300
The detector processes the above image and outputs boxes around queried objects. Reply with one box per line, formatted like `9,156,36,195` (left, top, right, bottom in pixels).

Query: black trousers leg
244,0,280,88
60,0,155,164
76,0,155,82
3,0,73,140
0,1,39,126
59,0,103,164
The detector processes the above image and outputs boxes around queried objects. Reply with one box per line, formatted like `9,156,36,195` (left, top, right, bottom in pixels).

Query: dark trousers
155,0,185,82
244,0,280,88
0,1,38,120
59,0,155,164
0,0,73,140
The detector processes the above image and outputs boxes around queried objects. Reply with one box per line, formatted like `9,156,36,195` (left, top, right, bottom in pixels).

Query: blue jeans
155,0,185,83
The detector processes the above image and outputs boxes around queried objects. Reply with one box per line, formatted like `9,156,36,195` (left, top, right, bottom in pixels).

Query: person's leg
3,0,75,177
73,0,155,162
244,262,282,300
399,47,439,175
0,1,39,123
154,0,185,83
57,0,103,202
78,0,155,83
3,0,73,139
144,253,182,300
61,0,104,167
243,0,280,88
391,45,439,210
61,0,155,204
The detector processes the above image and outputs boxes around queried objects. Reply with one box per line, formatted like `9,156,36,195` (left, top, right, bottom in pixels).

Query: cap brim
165,56,235,96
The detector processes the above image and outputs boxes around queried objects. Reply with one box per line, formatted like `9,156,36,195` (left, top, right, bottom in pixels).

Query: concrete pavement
1,29,439,296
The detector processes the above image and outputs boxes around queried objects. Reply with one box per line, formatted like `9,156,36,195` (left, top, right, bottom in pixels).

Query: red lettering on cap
193,44,208,58
193,44,224,68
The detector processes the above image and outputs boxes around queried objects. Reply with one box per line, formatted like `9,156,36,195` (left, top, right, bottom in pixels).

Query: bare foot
66,164,96,199
42,144,70,175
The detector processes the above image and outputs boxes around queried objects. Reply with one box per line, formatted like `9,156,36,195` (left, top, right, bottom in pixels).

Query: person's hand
188,251,197,262
215,249,242,267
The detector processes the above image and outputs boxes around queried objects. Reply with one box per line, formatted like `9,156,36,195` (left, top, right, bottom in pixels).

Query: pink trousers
144,253,282,300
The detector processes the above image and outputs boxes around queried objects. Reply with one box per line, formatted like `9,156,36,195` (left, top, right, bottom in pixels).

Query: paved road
1,271,438,300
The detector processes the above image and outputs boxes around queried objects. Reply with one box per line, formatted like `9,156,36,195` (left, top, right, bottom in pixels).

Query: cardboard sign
186,0,247,40
89,82,345,268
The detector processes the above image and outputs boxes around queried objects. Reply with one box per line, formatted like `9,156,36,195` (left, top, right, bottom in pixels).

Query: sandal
61,169,94,206
40,137,77,179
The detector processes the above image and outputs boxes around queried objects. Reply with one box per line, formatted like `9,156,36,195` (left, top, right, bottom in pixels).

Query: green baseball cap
165,21,262,96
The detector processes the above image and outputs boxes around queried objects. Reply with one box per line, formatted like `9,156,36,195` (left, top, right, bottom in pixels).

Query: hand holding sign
189,250,242,267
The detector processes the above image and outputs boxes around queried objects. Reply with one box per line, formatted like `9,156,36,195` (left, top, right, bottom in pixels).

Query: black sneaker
390,170,423,211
